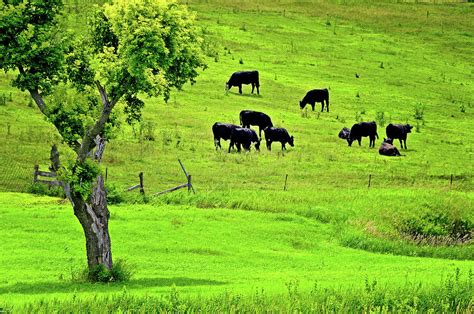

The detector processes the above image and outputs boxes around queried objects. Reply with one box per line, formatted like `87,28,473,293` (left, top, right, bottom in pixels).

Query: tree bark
71,175,112,270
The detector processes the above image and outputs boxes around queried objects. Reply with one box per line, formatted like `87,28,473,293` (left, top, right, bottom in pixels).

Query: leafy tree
0,0,205,279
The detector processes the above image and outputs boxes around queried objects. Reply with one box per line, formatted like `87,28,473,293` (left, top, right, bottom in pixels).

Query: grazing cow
347,121,378,148
263,127,294,151
212,122,239,150
240,110,273,138
299,88,330,112
229,127,261,152
338,127,350,140
226,71,260,95
386,123,413,149
379,138,401,156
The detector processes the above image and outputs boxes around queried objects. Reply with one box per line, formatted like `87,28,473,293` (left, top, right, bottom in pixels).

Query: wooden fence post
139,172,144,195
33,165,39,183
284,174,288,191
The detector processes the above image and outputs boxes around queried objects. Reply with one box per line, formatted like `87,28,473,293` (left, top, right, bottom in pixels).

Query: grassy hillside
0,0,473,310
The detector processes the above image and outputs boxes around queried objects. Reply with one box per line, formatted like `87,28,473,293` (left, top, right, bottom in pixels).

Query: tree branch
77,81,123,161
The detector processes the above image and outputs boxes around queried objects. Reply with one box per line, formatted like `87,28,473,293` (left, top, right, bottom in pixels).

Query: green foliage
0,0,66,94
25,182,65,198
413,103,425,122
87,259,132,283
375,111,386,127
105,183,124,204
59,159,101,199
396,209,473,244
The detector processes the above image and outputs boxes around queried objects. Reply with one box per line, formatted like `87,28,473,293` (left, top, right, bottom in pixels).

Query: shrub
106,183,124,204
139,121,156,141
375,111,386,127
26,182,65,198
396,209,473,245
87,259,132,283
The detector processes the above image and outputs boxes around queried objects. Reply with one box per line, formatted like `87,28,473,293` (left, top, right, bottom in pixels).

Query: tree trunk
71,175,112,270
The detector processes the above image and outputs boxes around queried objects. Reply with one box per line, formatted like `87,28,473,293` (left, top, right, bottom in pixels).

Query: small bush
413,103,425,122
87,259,133,283
139,121,155,141
396,210,473,245
106,183,124,204
26,182,65,198
375,111,386,127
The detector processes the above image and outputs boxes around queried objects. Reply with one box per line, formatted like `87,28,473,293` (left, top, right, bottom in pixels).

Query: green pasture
0,0,473,310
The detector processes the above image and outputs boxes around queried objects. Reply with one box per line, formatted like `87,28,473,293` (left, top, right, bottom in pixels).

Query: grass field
0,0,473,311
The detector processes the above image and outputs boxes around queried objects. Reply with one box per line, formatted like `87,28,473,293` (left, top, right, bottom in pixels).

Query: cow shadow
0,277,227,295
226,91,262,98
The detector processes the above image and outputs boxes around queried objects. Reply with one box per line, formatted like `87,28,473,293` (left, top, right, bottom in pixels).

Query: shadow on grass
226,91,262,98
0,277,227,295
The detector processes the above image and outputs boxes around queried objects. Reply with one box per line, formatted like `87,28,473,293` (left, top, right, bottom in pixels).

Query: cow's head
288,136,294,147
225,82,230,92
255,139,261,151
383,138,394,144
406,124,413,133
299,101,305,109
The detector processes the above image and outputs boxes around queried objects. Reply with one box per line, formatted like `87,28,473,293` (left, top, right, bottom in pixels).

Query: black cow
226,71,260,95
379,138,401,156
263,127,294,151
299,89,329,112
338,127,350,140
240,110,273,138
229,127,261,152
386,123,413,149
348,121,378,148
212,122,239,150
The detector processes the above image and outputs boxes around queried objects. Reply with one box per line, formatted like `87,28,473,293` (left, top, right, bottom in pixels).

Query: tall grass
6,269,473,313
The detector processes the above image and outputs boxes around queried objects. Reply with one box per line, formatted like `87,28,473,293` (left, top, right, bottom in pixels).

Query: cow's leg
236,143,242,152
399,139,403,149
228,141,234,153
311,103,315,111
321,101,324,112
282,142,286,151
239,85,242,94
259,127,262,139
266,140,272,151
214,138,220,150
251,83,255,94
256,84,260,95
326,99,329,112
404,140,407,150
358,138,361,146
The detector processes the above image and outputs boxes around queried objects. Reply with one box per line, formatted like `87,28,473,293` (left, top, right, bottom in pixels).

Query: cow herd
214,70,413,157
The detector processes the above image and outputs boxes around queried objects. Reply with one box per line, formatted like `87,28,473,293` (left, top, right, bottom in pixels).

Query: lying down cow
226,71,260,95
229,127,261,152
379,138,401,156
212,122,239,150
264,127,294,151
